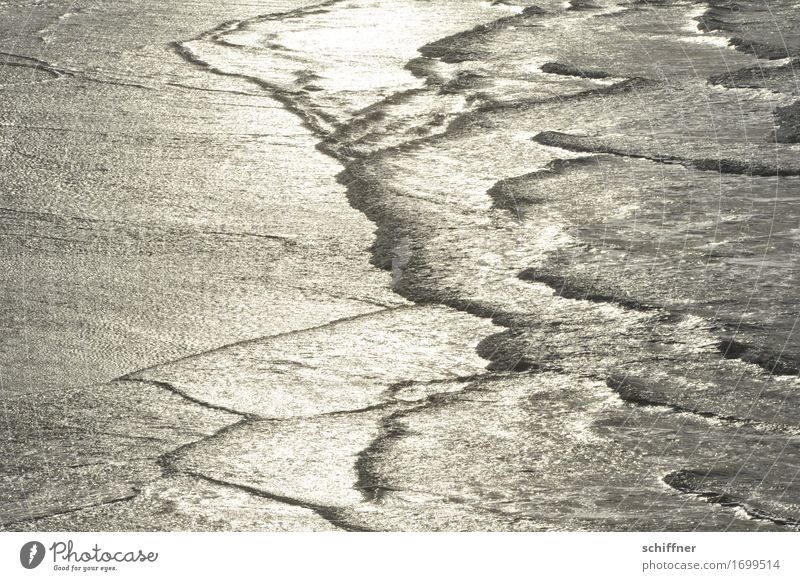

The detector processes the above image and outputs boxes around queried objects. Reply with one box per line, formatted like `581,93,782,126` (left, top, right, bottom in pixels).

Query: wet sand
0,0,403,528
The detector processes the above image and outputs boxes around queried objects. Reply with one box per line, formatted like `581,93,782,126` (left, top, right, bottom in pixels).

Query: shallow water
3,0,800,531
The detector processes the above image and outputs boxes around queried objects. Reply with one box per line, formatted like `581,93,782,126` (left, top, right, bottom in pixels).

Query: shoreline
4,0,800,531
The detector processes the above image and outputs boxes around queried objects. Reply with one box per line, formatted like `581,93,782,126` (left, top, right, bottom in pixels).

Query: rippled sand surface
3,0,800,531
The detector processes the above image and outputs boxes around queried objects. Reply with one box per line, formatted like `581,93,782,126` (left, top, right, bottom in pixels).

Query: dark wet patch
718,338,799,376
728,37,795,60
664,469,800,529
540,62,611,79
697,0,800,60
519,268,657,311
486,157,601,214
774,101,800,143
441,71,490,94
354,415,412,502
418,6,546,63
567,0,606,12
477,331,546,373
486,173,545,214
607,374,746,424
709,59,800,95
534,130,800,176
188,471,374,531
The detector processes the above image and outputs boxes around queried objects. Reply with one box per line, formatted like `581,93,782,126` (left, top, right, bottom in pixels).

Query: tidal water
2,0,800,531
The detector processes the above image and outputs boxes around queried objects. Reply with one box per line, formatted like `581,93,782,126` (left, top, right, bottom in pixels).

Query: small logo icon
20,541,45,569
